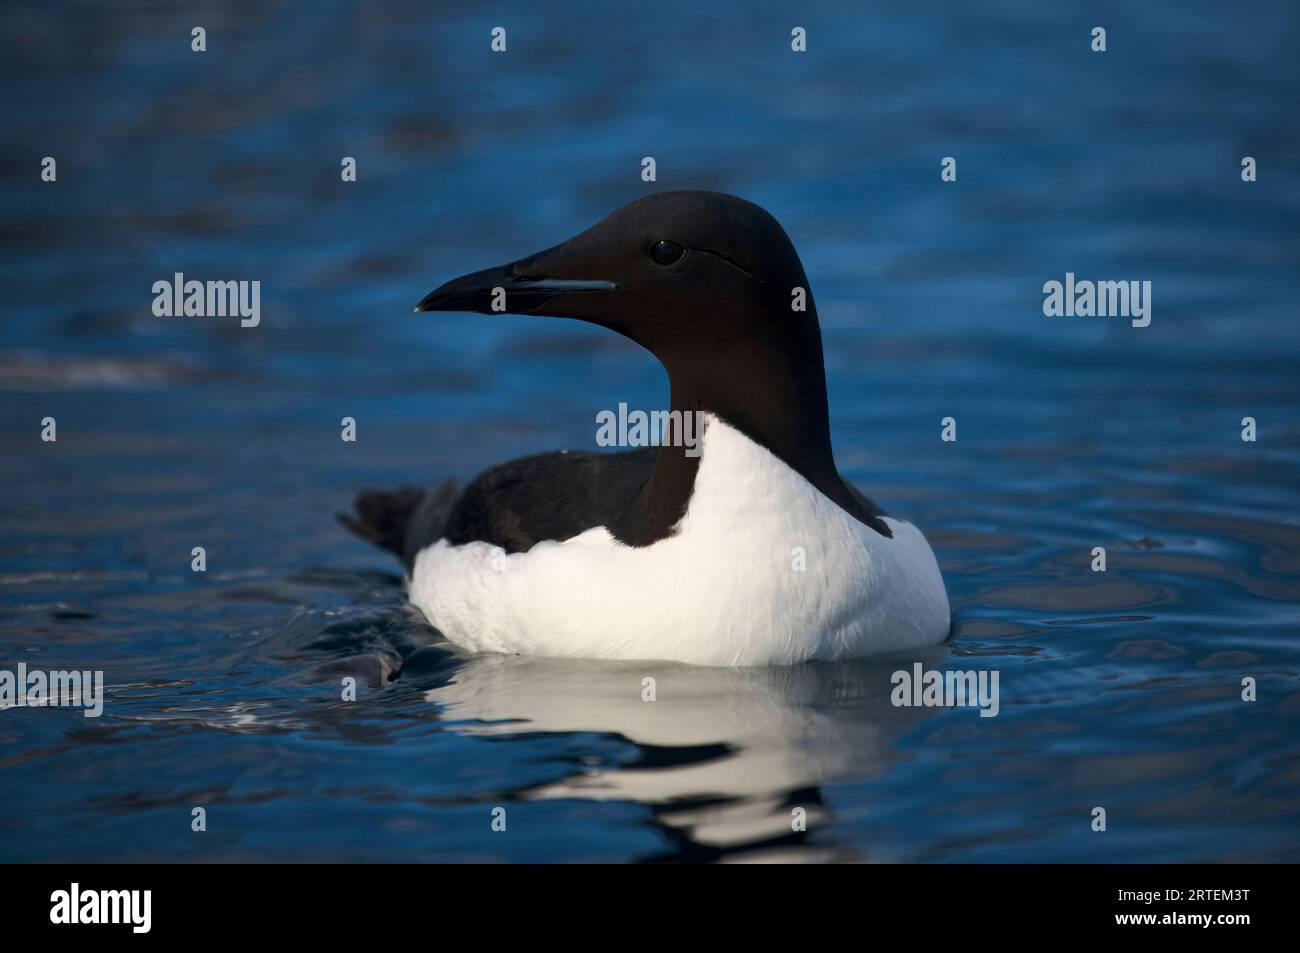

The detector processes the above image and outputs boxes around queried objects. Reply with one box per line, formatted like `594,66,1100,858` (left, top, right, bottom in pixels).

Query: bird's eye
650,240,685,266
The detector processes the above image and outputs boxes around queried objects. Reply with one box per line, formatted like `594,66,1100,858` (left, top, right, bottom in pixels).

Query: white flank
408,415,950,665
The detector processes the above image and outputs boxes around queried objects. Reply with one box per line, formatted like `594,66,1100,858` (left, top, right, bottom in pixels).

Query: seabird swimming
341,191,950,666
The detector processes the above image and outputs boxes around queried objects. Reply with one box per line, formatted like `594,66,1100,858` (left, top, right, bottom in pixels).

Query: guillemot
341,191,950,666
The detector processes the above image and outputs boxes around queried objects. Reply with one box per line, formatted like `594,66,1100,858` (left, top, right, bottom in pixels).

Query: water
2,0,1299,862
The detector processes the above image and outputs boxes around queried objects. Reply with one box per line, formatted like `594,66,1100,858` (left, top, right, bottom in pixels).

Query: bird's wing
340,447,659,571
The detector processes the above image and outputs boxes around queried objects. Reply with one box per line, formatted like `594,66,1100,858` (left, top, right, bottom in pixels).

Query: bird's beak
414,260,619,315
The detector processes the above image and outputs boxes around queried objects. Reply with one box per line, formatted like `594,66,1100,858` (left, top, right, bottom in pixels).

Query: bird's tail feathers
337,479,459,569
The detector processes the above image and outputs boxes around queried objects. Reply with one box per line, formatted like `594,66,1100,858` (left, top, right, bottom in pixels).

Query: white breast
408,415,950,666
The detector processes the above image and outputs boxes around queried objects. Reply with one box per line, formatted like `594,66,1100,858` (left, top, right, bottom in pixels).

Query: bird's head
415,191,822,376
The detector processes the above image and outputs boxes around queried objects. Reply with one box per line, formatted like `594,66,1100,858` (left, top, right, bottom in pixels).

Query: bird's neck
666,338,838,481
610,325,891,545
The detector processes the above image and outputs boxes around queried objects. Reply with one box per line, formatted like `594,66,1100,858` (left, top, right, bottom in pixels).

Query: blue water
2,0,1299,862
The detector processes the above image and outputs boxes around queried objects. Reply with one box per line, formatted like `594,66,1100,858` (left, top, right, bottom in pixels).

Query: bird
340,191,950,666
